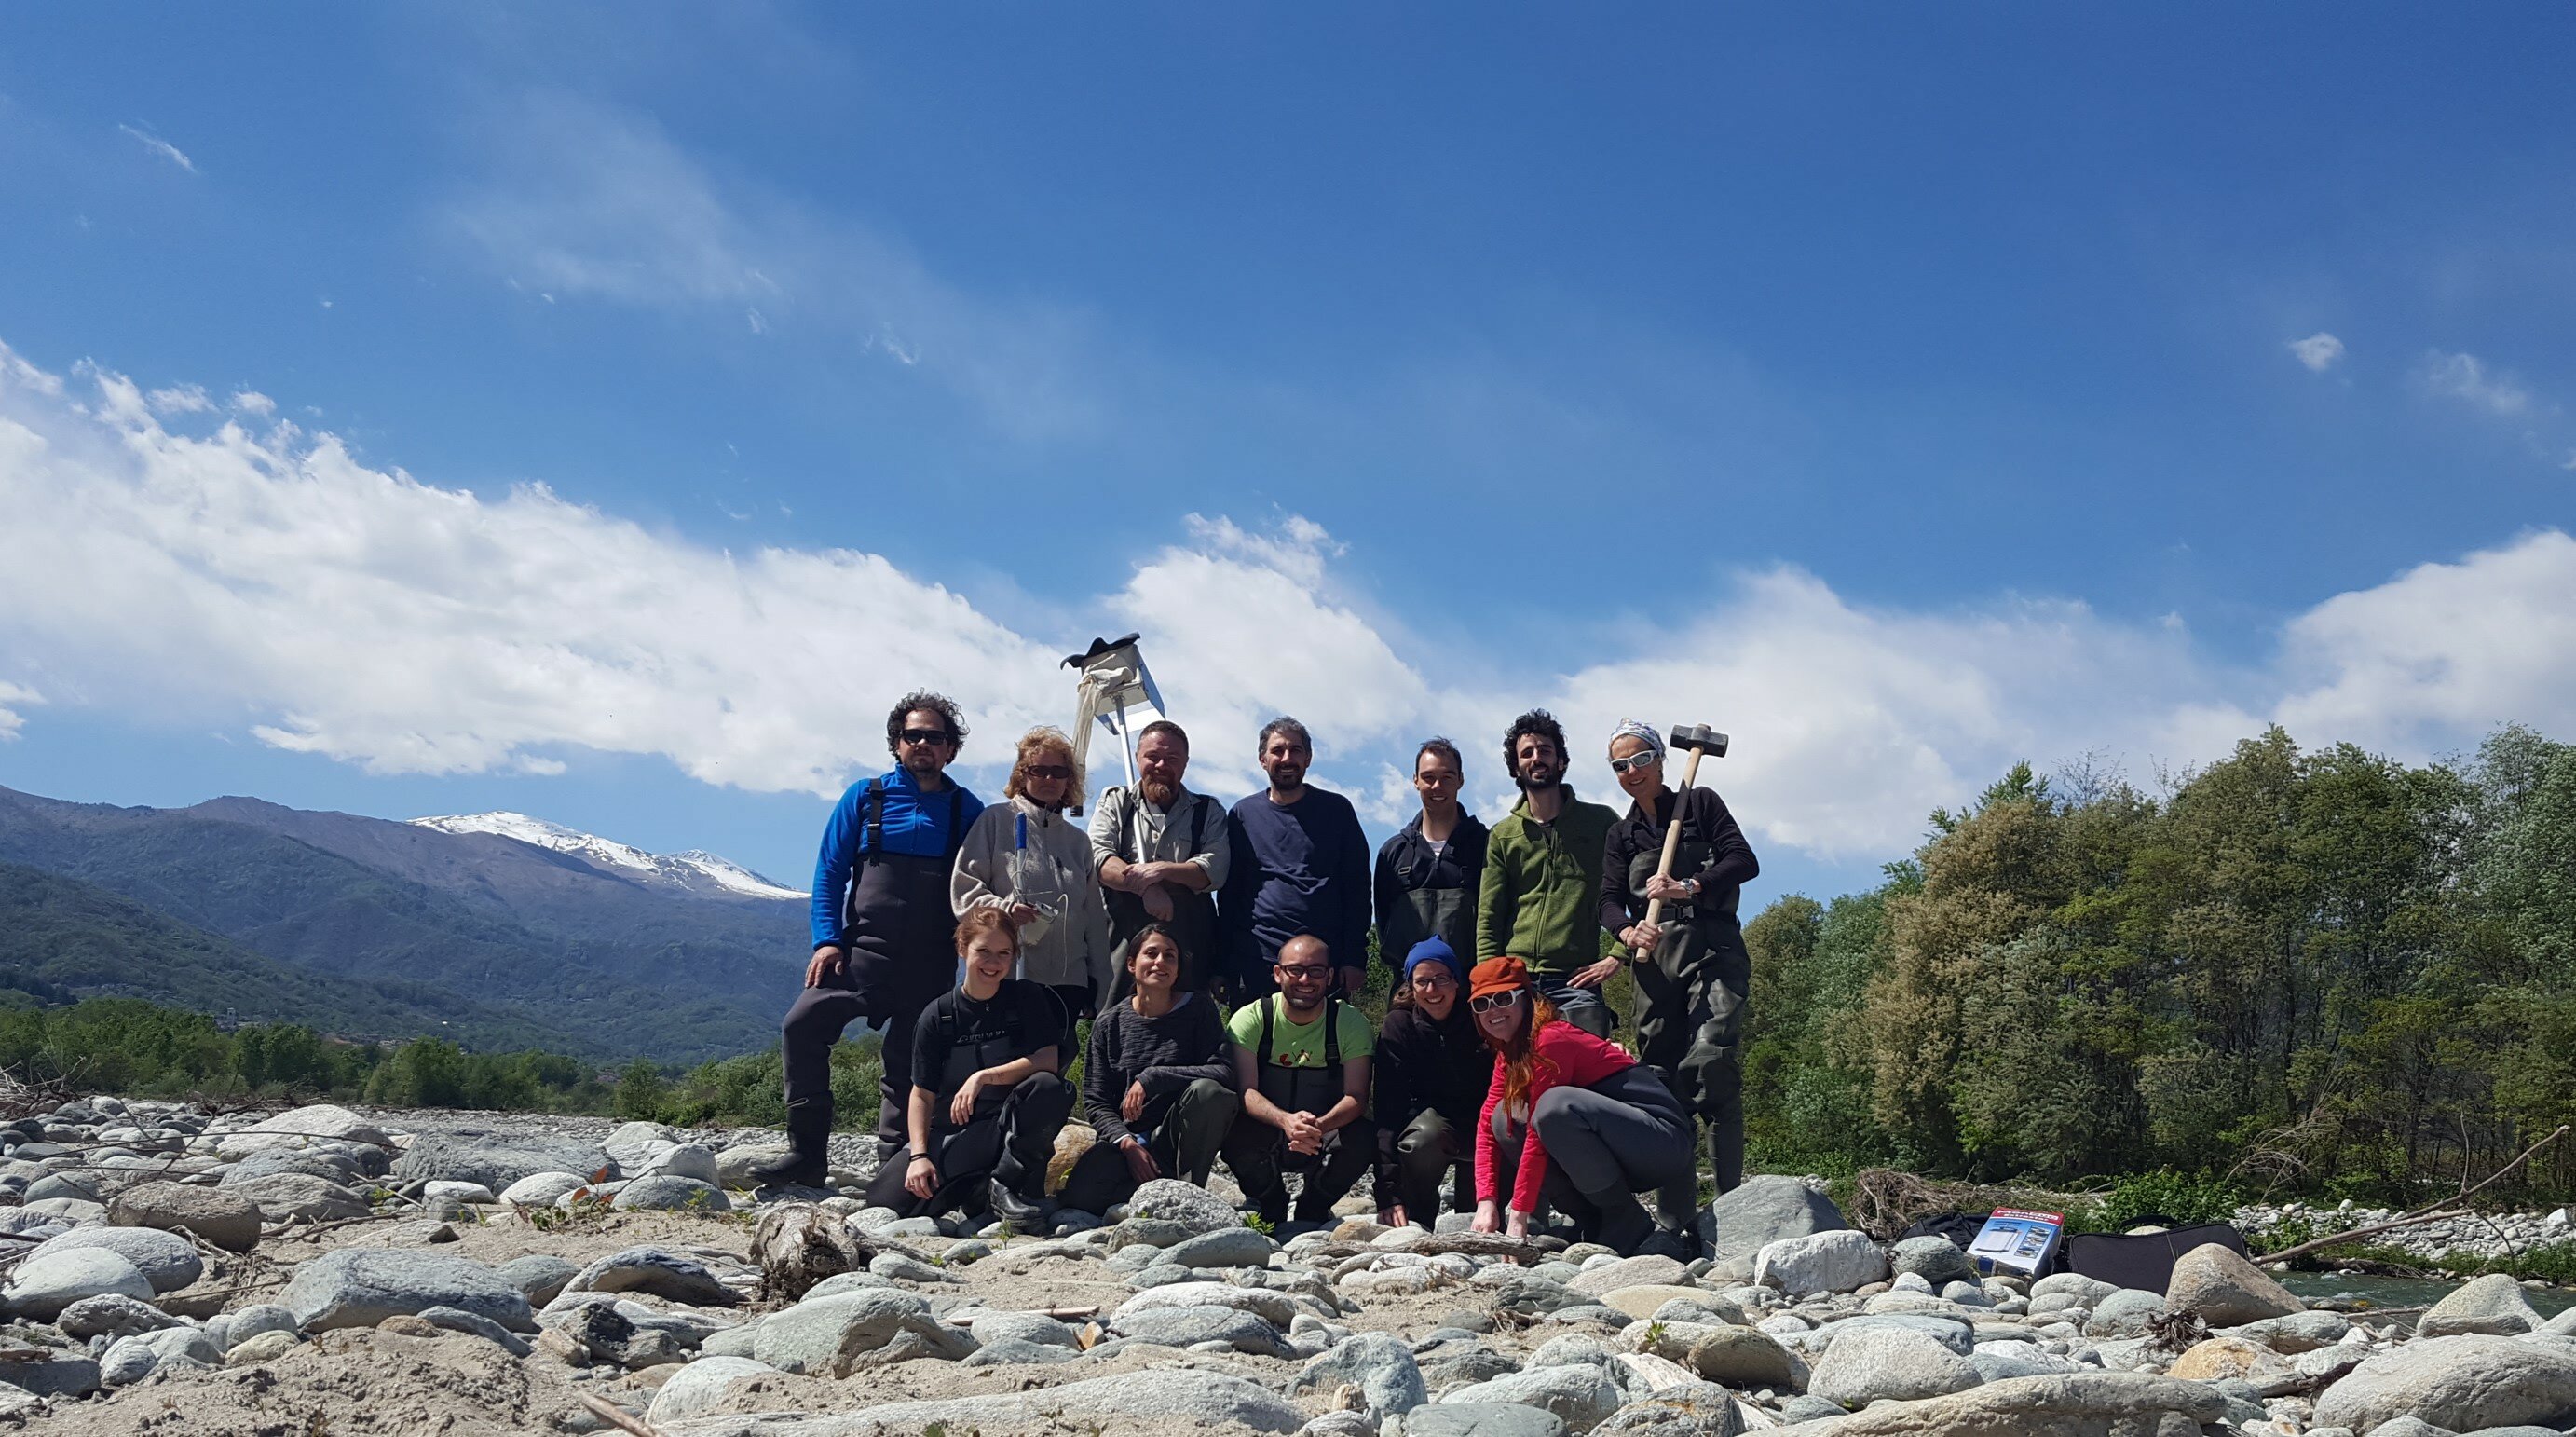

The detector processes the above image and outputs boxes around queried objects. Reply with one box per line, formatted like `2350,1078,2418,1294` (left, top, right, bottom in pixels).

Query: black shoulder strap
862,778,884,857
1188,794,1209,855
1323,995,1342,1067
1257,993,1274,1070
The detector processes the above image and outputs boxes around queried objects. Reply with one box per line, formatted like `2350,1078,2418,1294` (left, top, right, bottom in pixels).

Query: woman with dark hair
1056,924,1239,1215
1466,955,1694,1256
863,907,1074,1225
953,726,1111,1020
1370,937,1492,1228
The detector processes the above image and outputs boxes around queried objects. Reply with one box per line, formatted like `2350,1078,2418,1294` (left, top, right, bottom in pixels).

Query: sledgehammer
1638,724,1730,940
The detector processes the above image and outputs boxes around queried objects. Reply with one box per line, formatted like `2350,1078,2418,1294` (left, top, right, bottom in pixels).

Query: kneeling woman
1371,937,1492,1229
864,908,1075,1225
1057,924,1240,1215
1467,955,1693,1255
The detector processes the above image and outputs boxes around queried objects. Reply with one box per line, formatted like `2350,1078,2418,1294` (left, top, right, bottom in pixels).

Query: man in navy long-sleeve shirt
748,691,986,1188
1220,717,1371,999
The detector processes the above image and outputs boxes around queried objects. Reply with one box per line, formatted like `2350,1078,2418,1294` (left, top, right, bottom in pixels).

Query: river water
2281,1270,2574,1320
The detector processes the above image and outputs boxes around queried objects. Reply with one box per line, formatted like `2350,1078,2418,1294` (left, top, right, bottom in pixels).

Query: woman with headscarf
953,727,1114,1021
1597,718,1761,1248
1465,955,1693,1254
1370,937,1492,1229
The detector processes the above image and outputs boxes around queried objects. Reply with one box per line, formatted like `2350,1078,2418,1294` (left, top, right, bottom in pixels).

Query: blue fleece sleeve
810,784,868,949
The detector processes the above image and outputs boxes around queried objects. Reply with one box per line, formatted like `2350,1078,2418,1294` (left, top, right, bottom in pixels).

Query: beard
1139,776,1180,808
1516,763,1564,791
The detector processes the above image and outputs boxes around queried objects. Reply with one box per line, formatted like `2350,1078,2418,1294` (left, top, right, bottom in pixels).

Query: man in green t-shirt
1221,934,1376,1226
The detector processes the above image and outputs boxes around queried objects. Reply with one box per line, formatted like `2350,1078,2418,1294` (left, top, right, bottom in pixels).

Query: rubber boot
988,1136,1056,1229
1583,1184,1656,1255
744,1101,831,1188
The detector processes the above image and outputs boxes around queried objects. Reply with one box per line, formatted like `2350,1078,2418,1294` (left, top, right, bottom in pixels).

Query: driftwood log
1307,1232,1568,1268
751,1202,936,1302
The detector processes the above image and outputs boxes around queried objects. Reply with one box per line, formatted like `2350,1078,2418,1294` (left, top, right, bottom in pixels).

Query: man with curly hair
749,691,987,1187
1476,709,1619,1039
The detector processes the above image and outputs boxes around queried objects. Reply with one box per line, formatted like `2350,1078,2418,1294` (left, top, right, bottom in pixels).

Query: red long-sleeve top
1475,1019,1637,1213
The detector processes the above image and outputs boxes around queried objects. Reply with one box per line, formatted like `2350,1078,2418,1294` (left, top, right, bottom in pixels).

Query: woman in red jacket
1466,955,1695,1256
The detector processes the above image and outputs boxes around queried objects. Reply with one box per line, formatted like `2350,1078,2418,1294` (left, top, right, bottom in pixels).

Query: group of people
744,691,1758,1259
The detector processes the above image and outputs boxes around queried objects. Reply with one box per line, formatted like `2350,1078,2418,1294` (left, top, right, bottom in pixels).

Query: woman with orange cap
1465,954,1695,1256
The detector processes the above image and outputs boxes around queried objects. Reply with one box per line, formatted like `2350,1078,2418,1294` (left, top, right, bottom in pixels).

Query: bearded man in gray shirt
1090,719,1230,1001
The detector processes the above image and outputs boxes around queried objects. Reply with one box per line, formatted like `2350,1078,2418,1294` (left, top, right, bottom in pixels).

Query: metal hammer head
1668,724,1729,759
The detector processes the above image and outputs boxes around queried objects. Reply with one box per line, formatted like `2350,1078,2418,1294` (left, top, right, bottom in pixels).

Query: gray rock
1444,1365,1627,1434
799,1270,901,1301
29,1225,203,1293
1785,1371,2226,1435
2163,1242,2302,1327
2416,1273,2543,1338
1776,1394,1845,1424
2028,1272,2119,1305
2542,1305,2576,1339
1116,1280,1301,1327
1590,1383,1747,1437
1111,1305,1294,1357
224,1171,371,1222
1530,1333,1619,1372
1407,1403,1573,1437
1426,1348,1526,1388
497,1253,579,1307
1755,1230,1888,1299
1805,1313,1975,1357
567,1247,740,1307
206,1305,298,1352
1492,1273,1590,1317
1806,1324,1981,1407
610,1175,729,1212
279,1249,536,1333
497,1171,591,1207
2081,1288,2167,1339
866,1252,949,1283
1684,1325,1804,1390
1966,1339,2078,1383
1302,1412,1379,1437
957,1337,1084,1367
1888,1237,1977,1288
963,1309,1082,1349
2,1247,153,1321
108,1180,262,1252
601,1121,680,1169
749,1290,976,1376
56,1293,183,1340
1164,1225,1279,1269
0,1347,97,1399
99,1327,220,1386
1704,1176,1847,1271
644,1354,774,1426
393,1132,611,1191
1294,1331,1427,1416
2218,1308,2351,1352
220,1150,363,1186
730,1369,1304,1434
2312,1334,2576,1435
1123,1178,1247,1237
416,1305,535,1356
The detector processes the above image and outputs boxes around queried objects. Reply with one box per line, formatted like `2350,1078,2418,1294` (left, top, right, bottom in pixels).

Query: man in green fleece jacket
1476,709,1621,1038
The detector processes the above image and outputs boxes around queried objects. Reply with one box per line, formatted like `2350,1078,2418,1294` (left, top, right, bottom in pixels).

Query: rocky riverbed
0,1097,2569,1436
2235,1200,2575,1268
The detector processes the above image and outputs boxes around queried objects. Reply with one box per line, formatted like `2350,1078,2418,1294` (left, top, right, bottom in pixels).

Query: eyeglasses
1409,970,1458,989
1276,965,1331,981
1022,763,1071,780
899,730,954,748
1609,752,1661,774
1467,991,1524,1013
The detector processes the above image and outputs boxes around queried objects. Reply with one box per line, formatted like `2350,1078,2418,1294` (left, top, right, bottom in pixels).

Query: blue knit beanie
1402,937,1465,986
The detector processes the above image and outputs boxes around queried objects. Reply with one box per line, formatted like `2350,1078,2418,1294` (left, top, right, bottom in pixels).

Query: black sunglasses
1022,763,1072,780
899,729,955,747
1276,965,1331,980
1468,991,1524,1013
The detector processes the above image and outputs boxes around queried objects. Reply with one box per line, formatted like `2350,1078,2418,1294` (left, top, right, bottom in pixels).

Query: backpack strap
1323,994,1342,1069
1258,993,1274,1072
1188,794,1209,857
861,778,884,859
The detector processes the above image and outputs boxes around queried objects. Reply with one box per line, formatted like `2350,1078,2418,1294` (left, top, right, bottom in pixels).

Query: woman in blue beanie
1370,937,1495,1228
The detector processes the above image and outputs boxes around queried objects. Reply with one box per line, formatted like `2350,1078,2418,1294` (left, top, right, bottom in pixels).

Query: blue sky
3,5,2573,907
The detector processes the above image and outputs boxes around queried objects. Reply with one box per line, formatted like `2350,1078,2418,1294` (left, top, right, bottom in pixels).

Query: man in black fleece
1057,924,1240,1216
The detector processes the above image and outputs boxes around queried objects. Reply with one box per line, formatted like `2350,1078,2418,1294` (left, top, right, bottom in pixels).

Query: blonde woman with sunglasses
953,727,1113,1023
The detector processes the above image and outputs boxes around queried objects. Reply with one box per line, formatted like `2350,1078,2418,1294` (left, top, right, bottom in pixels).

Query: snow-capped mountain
410,812,804,901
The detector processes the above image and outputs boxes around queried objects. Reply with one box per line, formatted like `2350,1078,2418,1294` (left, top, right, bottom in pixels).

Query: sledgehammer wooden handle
1638,744,1708,939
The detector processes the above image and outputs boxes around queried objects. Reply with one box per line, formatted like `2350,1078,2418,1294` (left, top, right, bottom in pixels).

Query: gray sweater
1079,992,1234,1147
952,796,1113,1001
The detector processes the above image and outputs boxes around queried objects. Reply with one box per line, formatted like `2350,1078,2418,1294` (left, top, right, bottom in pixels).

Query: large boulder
646,1355,776,1426
2165,1334,2288,1382
1110,1305,1295,1357
1162,1225,1278,1269
1704,1176,1847,1273
2162,1242,2301,1327
1569,1255,1689,1300
1407,1405,1572,1437
216,1105,392,1162
279,1249,536,1333
1791,1372,2225,1436
109,1180,262,1252
1293,1332,1428,1417
2312,1333,2576,1435
1888,1237,1977,1287
224,1172,370,1223
1754,1230,1888,1298
1684,1325,1805,1390
612,1175,730,1212
28,1225,202,1293
1443,1365,1628,1434
566,1247,741,1307
57,1293,184,1341
2,1247,153,1321
1115,1280,1301,1328
750,1290,976,1376
1807,1324,1980,1407
2415,1272,2543,1338
716,1369,1304,1435
99,1326,221,1387
0,1342,100,1398
497,1172,590,1208
392,1132,612,1192
1123,1177,1245,1238
600,1121,680,1170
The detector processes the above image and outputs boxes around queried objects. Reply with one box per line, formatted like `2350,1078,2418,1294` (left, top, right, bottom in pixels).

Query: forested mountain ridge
1743,723,2576,1200
0,786,809,1063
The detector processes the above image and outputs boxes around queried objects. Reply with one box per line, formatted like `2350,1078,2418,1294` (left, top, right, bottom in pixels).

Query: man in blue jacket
748,691,986,1187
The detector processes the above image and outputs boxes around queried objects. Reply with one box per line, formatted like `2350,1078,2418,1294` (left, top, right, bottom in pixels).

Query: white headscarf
1608,718,1665,762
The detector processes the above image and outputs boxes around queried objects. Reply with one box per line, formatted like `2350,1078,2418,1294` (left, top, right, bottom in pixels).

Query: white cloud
2287,332,2345,372
0,681,40,740
5,342,2571,865
2422,349,2531,416
145,384,212,415
443,92,1101,440
117,123,196,173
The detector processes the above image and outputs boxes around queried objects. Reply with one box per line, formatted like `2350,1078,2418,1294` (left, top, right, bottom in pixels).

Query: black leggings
1489,1065,1693,1207
863,1073,1075,1217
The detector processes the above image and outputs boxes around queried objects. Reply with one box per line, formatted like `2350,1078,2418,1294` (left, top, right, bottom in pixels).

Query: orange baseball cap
1469,955,1530,1001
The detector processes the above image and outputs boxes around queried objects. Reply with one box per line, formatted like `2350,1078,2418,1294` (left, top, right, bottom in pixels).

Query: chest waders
1626,822,1750,1205
1386,858,1476,965
1256,993,1343,1115
1104,794,1219,1000
839,781,968,1149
